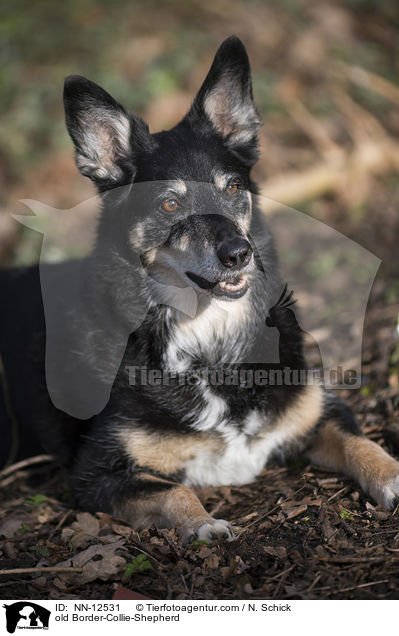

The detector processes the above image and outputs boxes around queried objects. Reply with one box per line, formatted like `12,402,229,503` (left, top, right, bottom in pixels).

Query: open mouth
185,271,249,299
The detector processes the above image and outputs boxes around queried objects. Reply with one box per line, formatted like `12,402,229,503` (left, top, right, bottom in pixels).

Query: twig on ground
332,579,389,595
0,455,54,480
49,509,73,539
306,572,322,593
327,487,348,502
0,567,83,575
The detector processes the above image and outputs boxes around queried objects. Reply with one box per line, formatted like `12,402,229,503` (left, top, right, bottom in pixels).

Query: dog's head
64,36,262,303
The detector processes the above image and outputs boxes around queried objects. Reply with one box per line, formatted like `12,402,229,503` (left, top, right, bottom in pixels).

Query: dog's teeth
218,277,246,292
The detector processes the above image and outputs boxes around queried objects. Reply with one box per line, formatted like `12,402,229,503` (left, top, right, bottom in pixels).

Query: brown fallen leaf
0,516,33,538
203,553,220,569
284,504,308,519
320,510,336,542
198,546,213,559
36,505,60,524
55,539,127,584
60,527,75,543
81,554,126,583
98,533,127,544
96,512,114,527
71,512,100,537
112,523,139,539
299,496,322,507
221,556,248,580
263,545,287,559
60,512,102,548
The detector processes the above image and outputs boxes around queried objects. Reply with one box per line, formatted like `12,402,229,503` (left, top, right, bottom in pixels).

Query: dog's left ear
186,36,261,165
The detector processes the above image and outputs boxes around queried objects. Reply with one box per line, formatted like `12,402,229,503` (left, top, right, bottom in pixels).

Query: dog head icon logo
3,602,50,633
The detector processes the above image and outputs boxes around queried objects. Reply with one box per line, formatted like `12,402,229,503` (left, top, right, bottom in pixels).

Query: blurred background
1,0,399,390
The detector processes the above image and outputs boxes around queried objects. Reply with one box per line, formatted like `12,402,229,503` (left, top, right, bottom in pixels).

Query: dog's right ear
63,76,153,189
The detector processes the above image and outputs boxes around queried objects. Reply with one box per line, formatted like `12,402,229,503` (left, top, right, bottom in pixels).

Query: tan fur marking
307,420,399,507
273,383,324,441
213,170,228,190
129,222,146,249
171,179,187,197
306,421,347,472
115,477,211,531
132,472,176,485
177,234,189,251
140,246,158,266
119,429,222,475
159,484,212,527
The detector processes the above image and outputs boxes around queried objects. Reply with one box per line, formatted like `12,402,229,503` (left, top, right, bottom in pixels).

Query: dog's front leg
72,433,233,542
306,418,399,510
114,474,233,543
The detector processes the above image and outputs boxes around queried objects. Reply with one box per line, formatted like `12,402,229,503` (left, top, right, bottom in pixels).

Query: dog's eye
163,199,179,212
226,183,239,195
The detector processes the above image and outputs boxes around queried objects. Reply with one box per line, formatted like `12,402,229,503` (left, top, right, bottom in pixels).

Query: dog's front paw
370,474,399,510
179,518,234,543
197,519,234,541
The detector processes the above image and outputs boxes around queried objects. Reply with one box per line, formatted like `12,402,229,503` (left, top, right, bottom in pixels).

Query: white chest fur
183,384,323,488
164,294,252,371
183,414,275,487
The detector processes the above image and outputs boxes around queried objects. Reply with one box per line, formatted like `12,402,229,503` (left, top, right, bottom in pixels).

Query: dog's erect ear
63,76,153,189
186,36,261,165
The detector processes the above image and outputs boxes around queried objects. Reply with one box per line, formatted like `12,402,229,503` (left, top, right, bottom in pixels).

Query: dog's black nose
217,237,252,269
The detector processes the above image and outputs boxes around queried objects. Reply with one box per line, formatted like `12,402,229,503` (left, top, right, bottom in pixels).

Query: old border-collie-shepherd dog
1,36,399,542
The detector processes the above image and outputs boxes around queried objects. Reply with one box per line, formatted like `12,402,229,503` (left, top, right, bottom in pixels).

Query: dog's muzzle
185,236,253,300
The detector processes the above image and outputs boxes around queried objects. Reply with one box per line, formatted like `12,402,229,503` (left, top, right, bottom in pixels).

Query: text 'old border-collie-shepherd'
1,36,399,542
